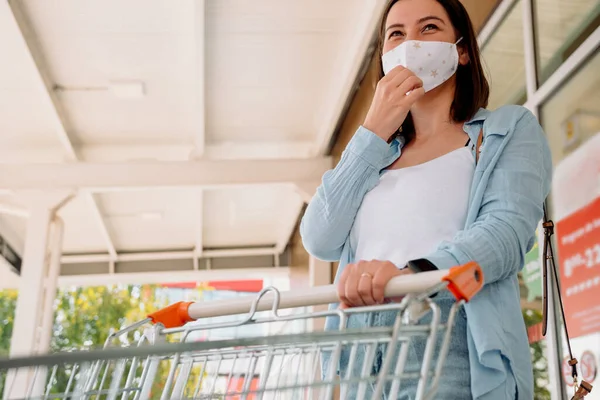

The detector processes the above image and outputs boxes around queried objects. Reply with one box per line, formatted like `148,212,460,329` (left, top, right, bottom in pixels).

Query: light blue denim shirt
300,105,553,399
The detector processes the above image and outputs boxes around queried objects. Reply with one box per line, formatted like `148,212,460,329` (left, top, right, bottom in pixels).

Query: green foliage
0,290,18,359
523,308,551,400
0,285,174,398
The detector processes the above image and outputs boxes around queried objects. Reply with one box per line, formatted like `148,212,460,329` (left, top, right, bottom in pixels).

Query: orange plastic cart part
148,301,193,328
442,261,484,302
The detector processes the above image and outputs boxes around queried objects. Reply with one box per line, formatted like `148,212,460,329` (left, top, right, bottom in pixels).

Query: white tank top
350,146,474,267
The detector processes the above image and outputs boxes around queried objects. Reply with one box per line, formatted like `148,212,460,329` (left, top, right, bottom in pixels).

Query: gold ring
360,272,373,279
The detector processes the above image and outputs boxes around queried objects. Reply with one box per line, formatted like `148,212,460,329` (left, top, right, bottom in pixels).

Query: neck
409,80,458,143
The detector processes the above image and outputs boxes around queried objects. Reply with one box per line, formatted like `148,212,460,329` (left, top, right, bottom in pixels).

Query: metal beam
4,0,117,261
477,0,518,49
0,158,333,191
0,203,29,218
525,25,600,110
0,267,291,290
60,246,279,264
57,267,290,288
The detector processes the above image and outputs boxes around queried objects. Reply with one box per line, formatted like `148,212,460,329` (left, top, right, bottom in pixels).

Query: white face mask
381,38,463,92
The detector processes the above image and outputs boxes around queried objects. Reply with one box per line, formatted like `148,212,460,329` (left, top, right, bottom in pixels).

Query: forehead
385,0,450,26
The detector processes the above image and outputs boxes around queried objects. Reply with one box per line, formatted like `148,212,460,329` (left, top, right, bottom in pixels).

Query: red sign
159,280,263,292
207,280,263,293
556,196,600,339
581,350,597,383
226,377,259,399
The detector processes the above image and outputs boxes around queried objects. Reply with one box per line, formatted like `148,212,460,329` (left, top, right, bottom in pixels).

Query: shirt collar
465,108,490,125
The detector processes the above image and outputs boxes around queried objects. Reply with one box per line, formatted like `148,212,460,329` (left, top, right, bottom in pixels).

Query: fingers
345,266,364,306
337,264,350,306
337,261,409,308
405,85,426,101
383,66,414,88
397,76,424,97
371,269,387,305
357,272,376,305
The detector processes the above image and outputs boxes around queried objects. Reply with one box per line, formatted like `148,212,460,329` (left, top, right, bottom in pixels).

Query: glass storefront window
534,0,600,85
540,51,600,164
481,0,526,110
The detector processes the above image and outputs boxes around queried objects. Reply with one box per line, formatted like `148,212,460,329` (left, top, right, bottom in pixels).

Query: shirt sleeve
299,126,394,261
422,110,553,285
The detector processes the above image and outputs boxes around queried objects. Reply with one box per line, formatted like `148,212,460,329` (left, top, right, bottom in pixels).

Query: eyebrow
385,16,446,32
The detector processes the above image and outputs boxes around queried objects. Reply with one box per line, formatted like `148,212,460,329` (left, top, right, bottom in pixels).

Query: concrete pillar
4,194,71,400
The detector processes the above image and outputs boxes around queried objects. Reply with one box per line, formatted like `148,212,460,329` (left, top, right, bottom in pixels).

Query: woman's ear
458,45,470,66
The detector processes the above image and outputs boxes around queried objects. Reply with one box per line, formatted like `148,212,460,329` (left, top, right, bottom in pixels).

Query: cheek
382,40,398,54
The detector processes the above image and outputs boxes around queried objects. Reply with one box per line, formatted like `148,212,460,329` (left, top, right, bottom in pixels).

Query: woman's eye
422,24,438,32
388,30,404,39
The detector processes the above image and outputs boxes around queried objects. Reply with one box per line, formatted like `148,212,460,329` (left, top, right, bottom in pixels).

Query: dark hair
376,0,489,144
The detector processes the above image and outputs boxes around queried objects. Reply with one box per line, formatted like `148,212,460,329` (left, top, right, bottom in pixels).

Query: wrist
362,121,392,142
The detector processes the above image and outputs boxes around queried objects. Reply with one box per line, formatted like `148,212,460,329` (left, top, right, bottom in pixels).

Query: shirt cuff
344,126,393,169
422,250,461,271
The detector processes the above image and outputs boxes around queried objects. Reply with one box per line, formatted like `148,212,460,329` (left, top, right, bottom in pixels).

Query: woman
300,0,552,398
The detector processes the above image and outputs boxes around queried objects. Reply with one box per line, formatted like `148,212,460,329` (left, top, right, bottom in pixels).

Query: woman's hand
363,66,425,141
337,260,413,308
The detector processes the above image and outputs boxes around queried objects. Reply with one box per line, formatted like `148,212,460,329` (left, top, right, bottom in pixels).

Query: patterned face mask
381,37,463,92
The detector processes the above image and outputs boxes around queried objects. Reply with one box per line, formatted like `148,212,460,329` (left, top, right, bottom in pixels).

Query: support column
4,194,71,400
31,218,64,397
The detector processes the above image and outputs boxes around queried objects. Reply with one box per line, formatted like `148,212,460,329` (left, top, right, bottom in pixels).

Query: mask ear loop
455,37,463,45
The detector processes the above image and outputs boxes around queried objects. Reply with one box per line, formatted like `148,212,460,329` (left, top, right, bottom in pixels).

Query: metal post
522,0,538,102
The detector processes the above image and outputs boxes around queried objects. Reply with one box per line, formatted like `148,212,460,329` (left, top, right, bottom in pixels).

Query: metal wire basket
1,262,483,400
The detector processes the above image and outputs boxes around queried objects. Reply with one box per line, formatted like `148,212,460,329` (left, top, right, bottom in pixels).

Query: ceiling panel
58,194,112,254
205,0,363,34
0,5,37,90
205,0,367,144
21,0,195,35
0,90,63,148
18,0,198,146
96,189,198,251
203,185,302,248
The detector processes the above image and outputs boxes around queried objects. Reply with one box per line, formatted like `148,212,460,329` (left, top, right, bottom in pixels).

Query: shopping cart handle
147,262,484,328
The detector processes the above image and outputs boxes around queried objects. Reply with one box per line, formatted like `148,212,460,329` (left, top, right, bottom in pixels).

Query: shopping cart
0,262,483,400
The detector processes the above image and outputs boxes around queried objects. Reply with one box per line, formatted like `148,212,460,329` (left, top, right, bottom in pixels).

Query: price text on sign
557,196,600,339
